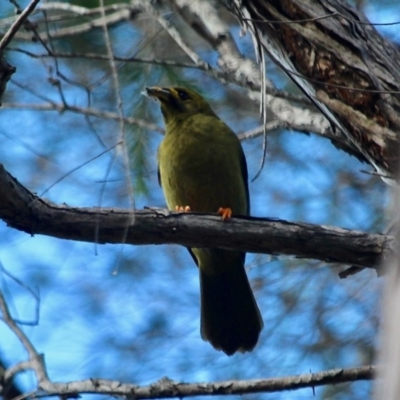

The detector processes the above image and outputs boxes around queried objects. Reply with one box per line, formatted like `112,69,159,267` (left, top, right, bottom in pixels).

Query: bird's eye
177,90,190,101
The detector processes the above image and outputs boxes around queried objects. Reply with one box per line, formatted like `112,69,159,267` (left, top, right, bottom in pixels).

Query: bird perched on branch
146,86,263,355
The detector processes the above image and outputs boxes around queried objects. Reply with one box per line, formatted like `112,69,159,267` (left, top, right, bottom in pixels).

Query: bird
146,86,263,355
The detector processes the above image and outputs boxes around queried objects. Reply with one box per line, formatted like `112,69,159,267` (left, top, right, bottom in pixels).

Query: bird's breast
158,131,247,215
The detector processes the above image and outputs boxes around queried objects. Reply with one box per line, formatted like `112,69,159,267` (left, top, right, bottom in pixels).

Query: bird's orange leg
175,205,191,212
217,207,232,221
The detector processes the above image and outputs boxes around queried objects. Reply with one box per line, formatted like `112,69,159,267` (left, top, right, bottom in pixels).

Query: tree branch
0,164,391,270
0,0,41,50
1,102,162,132
11,367,377,398
0,284,378,398
0,285,376,398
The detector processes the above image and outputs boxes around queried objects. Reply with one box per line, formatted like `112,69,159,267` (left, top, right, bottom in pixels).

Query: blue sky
0,1,397,399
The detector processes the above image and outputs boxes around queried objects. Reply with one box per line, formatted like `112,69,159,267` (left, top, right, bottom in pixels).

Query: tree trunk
230,0,400,179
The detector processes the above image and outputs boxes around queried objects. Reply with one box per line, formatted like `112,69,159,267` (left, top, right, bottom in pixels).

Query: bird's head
145,87,217,124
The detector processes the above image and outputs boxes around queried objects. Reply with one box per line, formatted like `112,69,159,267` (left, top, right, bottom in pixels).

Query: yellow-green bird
146,86,263,355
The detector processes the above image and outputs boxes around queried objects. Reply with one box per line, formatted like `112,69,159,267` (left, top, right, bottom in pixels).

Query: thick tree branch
0,164,392,270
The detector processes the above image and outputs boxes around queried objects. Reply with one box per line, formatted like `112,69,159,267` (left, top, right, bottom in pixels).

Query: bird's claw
218,207,232,221
175,205,191,212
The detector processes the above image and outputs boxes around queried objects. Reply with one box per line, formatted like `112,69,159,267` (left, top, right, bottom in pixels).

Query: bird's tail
198,249,263,355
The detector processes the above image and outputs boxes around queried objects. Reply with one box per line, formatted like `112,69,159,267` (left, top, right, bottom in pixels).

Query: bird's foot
175,205,191,212
217,207,232,221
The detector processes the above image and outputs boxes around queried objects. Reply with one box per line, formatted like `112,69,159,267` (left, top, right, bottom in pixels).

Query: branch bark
230,0,400,178
0,164,392,270
19,367,377,398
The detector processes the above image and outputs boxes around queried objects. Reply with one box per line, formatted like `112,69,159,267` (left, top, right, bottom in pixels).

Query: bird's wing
157,167,162,188
239,146,250,215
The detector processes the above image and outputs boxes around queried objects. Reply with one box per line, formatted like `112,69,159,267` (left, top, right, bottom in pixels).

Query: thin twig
99,0,135,219
0,0,41,50
0,291,49,384
9,48,310,103
39,141,121,197
1,101,163,132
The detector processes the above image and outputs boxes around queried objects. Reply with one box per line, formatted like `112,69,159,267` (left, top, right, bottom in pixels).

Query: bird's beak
145,87,171,102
